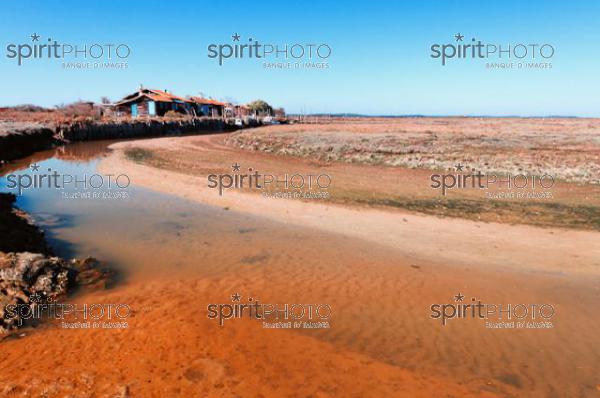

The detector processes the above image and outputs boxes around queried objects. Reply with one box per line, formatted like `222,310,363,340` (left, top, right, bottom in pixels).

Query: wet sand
1,132,599,397
100,136,600,276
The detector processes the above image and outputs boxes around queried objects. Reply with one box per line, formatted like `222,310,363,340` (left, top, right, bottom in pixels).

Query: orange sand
1,130,599,397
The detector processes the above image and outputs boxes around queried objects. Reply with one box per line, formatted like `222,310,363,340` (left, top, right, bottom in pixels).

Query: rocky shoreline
0,193,113,336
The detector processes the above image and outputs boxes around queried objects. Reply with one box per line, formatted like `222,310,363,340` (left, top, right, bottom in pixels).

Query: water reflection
0,139,301,277
0,139,121,175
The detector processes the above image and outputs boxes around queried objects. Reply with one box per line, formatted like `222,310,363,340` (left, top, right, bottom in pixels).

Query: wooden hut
188,97,226,118
114,87,194,117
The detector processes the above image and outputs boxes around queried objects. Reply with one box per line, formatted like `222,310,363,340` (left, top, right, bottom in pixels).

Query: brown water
1,140,599,397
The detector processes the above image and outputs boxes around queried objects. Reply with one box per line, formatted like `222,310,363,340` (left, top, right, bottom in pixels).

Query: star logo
30,163,40,172
231,293,241,302
30,33,40,42
454,33,464,42
232,33,241,42
29,292,42,303
232,163,241,172
454,293,465,302
455,163,464,172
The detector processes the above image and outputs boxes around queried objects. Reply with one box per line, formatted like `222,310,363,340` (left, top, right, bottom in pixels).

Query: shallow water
1,140,599,397
0,140,329,276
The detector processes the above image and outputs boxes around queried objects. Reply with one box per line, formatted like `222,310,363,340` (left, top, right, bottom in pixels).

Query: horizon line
288,113,593,119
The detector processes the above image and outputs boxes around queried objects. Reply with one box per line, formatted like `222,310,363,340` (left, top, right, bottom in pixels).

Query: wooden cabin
113,87,274,121
114,88,194,117
188,97,226,118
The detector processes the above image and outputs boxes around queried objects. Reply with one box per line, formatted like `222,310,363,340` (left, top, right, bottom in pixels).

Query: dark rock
70,257,114,289
0,196,114,336
0,252,114,336
0,193,50,254
0,252,70,334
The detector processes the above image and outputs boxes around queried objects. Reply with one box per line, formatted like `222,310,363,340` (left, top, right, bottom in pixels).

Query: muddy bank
0,122,57,162
0,118,250,162
56,118,238,141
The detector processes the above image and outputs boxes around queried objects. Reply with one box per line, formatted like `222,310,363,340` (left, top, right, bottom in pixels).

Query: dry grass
0,102,103,125
227,117,600,184
120,121,600,231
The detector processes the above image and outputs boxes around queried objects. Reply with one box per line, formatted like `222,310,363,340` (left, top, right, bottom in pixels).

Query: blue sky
0,0,598,116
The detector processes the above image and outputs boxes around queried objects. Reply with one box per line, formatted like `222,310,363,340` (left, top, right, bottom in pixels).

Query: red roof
188,97,226,106
115,88,192,106
116,88,230,107
144,89,192,103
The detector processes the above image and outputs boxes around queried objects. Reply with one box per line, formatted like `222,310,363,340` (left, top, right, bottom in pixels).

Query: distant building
274,107,286,118
114,87,194,117
223,103,251,119
188,97,226,118
235,104,251,118
113,86,268,121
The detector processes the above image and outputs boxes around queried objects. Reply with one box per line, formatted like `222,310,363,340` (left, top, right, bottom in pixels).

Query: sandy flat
1,131,599,397
100,136,600,277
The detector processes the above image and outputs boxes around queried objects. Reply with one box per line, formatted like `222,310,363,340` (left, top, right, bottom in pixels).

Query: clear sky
0,0,598,116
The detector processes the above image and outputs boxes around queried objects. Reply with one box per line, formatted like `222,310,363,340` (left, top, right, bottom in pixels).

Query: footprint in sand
240,252,270,265
183,358,226,385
